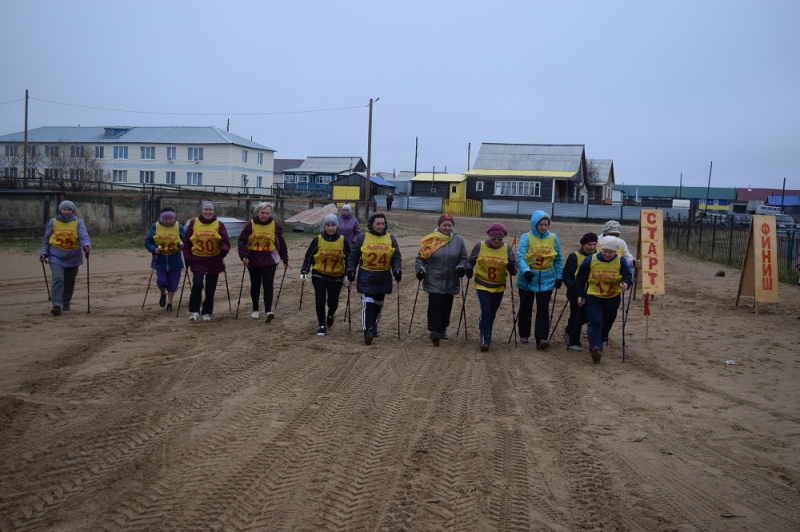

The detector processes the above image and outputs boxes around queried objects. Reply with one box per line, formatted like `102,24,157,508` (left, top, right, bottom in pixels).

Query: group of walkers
40,199,637,363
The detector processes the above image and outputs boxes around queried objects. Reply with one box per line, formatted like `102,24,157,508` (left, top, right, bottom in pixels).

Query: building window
475,181,484,192
451,185,457,194
296,175,308,183
257,153,263,166
70,169,83,181
94,146,104,159
242,150,248,163
318,175,332,184
140,171,155,184
166,146,176,160
45,168,59,179
113,170,128,183
4,167,18,178
587,188,595,200
187,147,203,161
26,167,36,179
165,171,176,185
113,146,128,160
27,146,37,158
187,172,202,185
241,174,248,187
70,146,85,158
4,145,19,157
45,146,60,158
140,146,155,160
494,180,541,197
257,176,263,188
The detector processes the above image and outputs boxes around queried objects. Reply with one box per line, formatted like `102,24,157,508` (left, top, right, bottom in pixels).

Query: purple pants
156,269,182,293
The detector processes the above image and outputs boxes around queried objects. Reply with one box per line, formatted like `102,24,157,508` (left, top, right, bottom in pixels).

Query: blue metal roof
767,195,800,206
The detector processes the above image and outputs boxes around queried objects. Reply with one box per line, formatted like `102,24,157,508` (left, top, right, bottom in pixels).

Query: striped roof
284,156,364,174
469,143,585,175
0,126,274,151
587,159,613,186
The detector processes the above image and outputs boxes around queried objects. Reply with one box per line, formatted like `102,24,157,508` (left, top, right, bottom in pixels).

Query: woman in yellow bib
414,214,469,346
467,223,517,352
183,201,231,322
517,210,564,349
39,200,91,316
576,236,633,364
346,212,402,345
300,214,351,336
237,202,289,321
144,206,185,313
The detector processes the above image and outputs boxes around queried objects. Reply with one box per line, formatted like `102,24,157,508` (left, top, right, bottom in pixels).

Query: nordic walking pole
223,262,232,313
456,277,471,338
235,264,246,318
141,269,154,311
41,258,51,301
85,249,91,313
621,267,638,362
548,286,559,333
176,267,190,317
345,281,352,331
408,279,421,334
298,277,305,310
507,283,526,346
548,299,569,342
396,279,401,339
274,263,288,309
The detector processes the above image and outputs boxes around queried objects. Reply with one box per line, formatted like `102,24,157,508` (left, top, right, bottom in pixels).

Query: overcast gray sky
2,0,798,190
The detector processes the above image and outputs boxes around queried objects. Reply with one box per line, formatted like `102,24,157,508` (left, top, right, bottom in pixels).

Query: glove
465,267,473,279
184,257,192,267
394,270,402,283
83,245,91,253
283,259,289,267
455,266,465,278
555,279,563,290
416,268,426,280
347,270,356,282
345,279,352,288
300,273,307,281
39,254,47,263
220,248,228,259
523,271,533,282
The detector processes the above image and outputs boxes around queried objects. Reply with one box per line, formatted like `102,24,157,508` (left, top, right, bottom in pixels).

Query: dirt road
1,211,799,530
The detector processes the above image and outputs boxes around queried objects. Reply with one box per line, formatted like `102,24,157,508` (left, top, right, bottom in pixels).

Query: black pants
248,264,277,313
312,275,343,326
565,293,587,346
190,271,219,315
427,292,455,333
360,293,385,331
517,289,552,343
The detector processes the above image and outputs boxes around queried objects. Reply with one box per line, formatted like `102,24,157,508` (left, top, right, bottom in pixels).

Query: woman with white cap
144,206,185,313
183,201,231,322
337,204,361,248
300,213,351,336
237,201,289,321
39,200,91,316
599,220,639,267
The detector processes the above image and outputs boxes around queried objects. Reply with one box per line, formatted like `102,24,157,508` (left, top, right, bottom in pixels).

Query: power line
0,98,24,107
28,97,368,116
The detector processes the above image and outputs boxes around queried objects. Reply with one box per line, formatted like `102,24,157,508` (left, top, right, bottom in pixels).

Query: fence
664,214,800,284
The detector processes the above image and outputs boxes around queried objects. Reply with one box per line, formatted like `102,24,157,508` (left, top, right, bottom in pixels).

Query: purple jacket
40,214,91,268
338,213,362,248
183,215,231,275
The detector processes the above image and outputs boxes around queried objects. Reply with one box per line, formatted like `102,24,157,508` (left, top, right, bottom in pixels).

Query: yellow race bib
190,218,221,257
248,222,276,252
585,253,622,298
49,219,79,251
153,222,181,254
474,242,509,293
524,232,557,271
313,235,346,277
360,233,395,271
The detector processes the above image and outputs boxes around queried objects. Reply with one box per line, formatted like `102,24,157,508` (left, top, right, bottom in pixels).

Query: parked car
725,213,751,228
774,214,798,231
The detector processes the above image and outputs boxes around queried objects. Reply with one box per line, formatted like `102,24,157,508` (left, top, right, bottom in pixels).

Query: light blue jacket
516,210,563,292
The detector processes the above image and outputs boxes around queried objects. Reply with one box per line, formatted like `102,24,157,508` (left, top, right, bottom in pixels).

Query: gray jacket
414,231,469,295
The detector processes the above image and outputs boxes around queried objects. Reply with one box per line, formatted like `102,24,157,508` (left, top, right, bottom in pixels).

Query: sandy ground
1,211,799,531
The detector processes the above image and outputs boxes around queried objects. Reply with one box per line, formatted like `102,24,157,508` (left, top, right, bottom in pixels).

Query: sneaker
159,293,167,308
326,314,335,329
568,345,582,351
537,339,549,350
439,329,449,340
480,342,489,352
563,331,570,346
371,327,380,337
264,312,275,324
202,314,211,322
166,303,173,313
317,326,326,337
62,304,71,311
51,307,61,316
190,312,199,321
520,337,529,344
592,347,603,364
251,311,260,319
364,330,374,345
430,330,440,347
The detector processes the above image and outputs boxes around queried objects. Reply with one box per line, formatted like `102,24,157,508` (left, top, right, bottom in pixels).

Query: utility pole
704,162,713,216
414,136,418,176
366,98,379,202
23,90,28,187
467,143,471,171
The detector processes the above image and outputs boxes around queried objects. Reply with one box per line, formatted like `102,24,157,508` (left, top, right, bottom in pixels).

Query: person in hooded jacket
237,201,289,322
301,214,351,336
183,201,231,322
561,232,597,350
414,214,469,346
337,204,362,248
516,210,564,349
346,212,402,345
39,200,91,316
144,206,185,313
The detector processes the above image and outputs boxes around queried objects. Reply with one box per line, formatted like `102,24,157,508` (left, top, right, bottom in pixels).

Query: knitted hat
58,200,76,213
599,235,621,252
602,220,622,234
580,232,598,246
487,222,507,238
342,204,352,211
322,214,339,227
438,214,454,226
201,200,214,211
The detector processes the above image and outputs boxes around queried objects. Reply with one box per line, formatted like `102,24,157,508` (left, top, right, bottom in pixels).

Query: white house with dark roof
0,126,275,189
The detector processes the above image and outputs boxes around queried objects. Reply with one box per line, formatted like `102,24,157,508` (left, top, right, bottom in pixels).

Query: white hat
599,235,621,252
